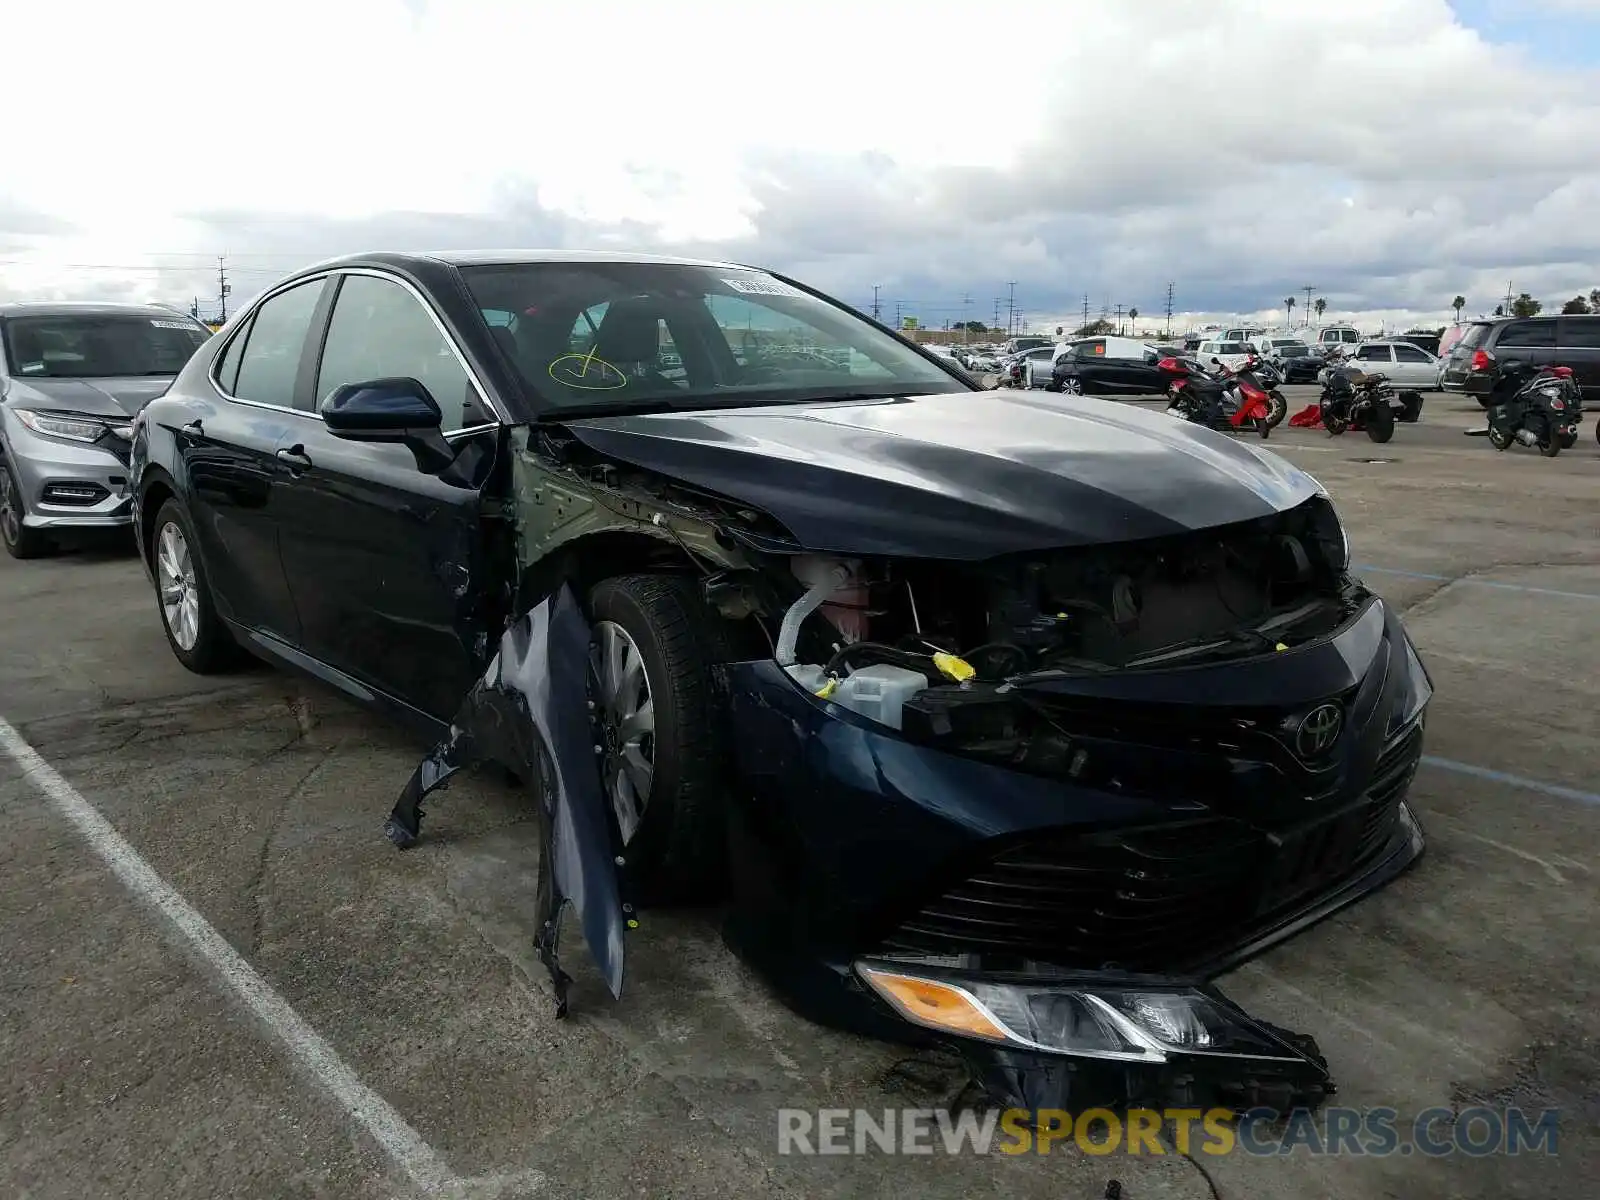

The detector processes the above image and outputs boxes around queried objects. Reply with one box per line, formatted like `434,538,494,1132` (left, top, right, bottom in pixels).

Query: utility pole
894,300,903,329
871,285,881,323
1005,281,1018,336
992,297,1001,335
1082,294,1090,331
961,292,972,343
1302,286,1315,327
216,255,231,323
1165,282,1175,337
1114,303,1125,335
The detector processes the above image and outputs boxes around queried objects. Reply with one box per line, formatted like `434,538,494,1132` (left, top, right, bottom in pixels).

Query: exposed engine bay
762,495,1360,765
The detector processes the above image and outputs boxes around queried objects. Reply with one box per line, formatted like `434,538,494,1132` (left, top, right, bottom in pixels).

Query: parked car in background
1312,325,1362,352
1002,335,1053,356
1253,336,1309,359
1195,339,1257,372
0,302,213,558
1439,315,1600,407
1269,342,1325,383
1012,345,1059,388
1394,330,1442,358
1047,336,1169,394
1337,340,1441,390
1437,324,1468,360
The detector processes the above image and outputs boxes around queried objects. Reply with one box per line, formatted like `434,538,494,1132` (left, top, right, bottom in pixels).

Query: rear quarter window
1457,323,1492,350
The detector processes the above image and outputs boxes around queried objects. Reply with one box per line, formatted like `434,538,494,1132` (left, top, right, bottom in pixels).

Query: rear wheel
0,460,53,559
1534,416,1561,457
1365,401,1395,443
587,574,735,902
152,498,244,673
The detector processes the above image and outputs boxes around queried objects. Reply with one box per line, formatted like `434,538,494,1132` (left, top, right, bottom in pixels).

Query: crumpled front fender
385,582,626,1013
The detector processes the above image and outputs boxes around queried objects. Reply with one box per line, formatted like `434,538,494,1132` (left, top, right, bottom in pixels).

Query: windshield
457,262,968,414
1279,343,1311,355
2,314,211,378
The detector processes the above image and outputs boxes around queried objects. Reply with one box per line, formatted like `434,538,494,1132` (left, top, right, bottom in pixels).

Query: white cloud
4,0,1600,331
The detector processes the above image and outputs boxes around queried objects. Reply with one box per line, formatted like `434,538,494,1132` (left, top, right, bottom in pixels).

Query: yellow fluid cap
933,652,977,682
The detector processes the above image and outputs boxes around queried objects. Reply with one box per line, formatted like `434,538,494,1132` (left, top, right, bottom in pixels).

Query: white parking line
0,716,456,1197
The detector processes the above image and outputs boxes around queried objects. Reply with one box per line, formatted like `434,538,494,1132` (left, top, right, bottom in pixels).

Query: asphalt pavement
1,386,1596,1199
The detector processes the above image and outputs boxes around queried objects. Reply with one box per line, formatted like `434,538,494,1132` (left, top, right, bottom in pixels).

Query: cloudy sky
5,0,1600,335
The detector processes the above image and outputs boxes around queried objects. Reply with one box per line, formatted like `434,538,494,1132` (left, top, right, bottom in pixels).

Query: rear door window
1394,345,1430,362
1495,319,1556,348
1556,317,1600,348
231,279,326,408
1355,344,1390,362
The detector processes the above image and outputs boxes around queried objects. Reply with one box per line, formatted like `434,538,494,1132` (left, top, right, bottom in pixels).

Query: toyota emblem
1295,704,1343,757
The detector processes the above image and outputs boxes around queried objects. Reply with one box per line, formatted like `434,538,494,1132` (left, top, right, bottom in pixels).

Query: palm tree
1284,296,1295,327
1590,288,1600,312
1314,297,1326,323
1452,295,1466,324
1128,307,1138,333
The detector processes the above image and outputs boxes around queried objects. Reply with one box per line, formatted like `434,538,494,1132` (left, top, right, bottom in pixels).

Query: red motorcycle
1157,355,1274,438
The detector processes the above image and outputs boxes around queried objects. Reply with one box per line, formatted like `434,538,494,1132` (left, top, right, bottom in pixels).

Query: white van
1312,325,1362,351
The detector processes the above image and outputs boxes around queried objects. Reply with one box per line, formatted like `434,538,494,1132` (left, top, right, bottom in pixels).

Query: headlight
857,963,1317,1065
1306,495,1350,573
1389,635,1433,734
14,410,111,443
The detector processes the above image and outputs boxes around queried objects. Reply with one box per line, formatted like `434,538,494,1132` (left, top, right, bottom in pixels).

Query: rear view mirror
321,377,454,474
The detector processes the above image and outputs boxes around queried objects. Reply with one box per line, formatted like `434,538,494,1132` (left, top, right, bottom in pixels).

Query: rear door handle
276,446,313,471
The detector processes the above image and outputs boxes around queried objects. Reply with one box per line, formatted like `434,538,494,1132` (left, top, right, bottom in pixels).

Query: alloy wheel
0,465,19,547
156,520,201,651
591,620,655,845
1062,377,1083,395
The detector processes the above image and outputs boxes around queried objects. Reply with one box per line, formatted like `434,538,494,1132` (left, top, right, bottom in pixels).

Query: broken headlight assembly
856,963,1319,1066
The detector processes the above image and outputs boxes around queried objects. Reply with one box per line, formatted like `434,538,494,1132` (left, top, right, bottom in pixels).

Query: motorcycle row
1156,352,1423,443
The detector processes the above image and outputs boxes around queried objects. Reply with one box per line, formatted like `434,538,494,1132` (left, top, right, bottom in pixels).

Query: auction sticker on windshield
722,276,805,298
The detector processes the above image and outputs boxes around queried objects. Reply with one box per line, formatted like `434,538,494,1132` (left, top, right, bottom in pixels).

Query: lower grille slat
880,725,1424,971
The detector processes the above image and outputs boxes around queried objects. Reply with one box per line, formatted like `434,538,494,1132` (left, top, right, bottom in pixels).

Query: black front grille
880,722,1424,972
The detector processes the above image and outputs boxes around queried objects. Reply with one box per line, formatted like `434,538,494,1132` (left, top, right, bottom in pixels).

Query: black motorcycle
1485,360,1582,456
1319,365,1398,442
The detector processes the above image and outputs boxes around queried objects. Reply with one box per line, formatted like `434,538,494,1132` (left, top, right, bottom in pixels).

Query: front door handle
179,420,203,437
276,446,313,471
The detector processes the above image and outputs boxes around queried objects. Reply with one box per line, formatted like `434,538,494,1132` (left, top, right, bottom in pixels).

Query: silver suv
0,303,212,557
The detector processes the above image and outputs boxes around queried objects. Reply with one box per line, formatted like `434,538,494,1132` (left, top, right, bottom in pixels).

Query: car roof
299,249,754,274
0,301,201,319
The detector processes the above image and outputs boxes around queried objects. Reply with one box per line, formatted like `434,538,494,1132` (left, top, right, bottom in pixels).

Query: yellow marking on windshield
548,349,628,390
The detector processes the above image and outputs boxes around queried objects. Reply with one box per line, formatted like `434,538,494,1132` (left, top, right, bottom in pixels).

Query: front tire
1398,391,1424,423
1060,377,1084,395
151,498,243,673
587,574,734,902
1487,423,1512,451
0,459,54,559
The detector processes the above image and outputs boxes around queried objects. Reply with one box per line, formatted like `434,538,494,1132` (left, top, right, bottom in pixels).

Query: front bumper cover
386,586,1428,1114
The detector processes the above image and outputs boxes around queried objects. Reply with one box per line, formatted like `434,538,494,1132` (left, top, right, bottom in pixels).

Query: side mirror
321,377,454,474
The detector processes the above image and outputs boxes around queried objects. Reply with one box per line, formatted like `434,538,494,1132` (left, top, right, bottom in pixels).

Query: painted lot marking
0,716,547,1199
1422,755,1600,808
1357,563,1600,603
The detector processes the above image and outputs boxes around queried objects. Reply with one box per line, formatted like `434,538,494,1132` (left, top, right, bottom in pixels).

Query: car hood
564,391,1322,558
3,376,174,417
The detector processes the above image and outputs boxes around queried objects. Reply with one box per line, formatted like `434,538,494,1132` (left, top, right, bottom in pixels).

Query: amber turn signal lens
857,967,1010,1043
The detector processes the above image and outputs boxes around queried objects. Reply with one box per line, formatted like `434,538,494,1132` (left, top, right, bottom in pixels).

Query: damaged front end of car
385,416,1431,1116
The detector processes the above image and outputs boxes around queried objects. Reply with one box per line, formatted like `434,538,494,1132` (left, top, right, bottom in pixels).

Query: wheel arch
136,466,179,573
